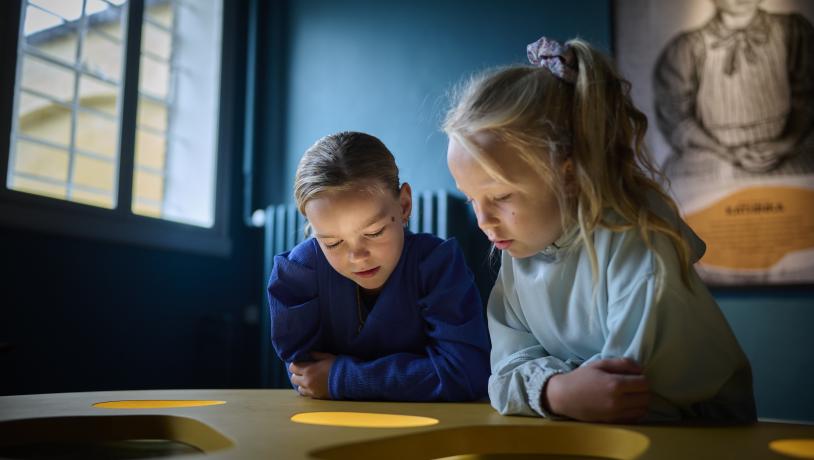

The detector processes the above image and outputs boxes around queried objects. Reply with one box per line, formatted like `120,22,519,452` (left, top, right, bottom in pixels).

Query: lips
492,239,513,250
354,266,381,278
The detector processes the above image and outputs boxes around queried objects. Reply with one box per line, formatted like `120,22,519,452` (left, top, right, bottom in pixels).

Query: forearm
270,324,319,365
487,355,576,417
330,346,488,402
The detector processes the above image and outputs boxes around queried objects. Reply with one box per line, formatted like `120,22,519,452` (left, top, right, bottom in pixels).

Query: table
1,389,812,459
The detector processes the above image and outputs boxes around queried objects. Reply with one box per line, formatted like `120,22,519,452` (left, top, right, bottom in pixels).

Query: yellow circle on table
770,439,814,459
290,411,439,428
93,400,226,409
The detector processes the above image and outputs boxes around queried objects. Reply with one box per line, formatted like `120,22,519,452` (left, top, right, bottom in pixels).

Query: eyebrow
454,178,505,195
313,210,390,239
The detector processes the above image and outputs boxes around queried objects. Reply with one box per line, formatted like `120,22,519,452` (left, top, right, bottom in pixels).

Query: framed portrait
615,0,814,285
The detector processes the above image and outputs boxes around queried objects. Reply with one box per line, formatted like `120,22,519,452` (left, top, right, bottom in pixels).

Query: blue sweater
268,230,491,402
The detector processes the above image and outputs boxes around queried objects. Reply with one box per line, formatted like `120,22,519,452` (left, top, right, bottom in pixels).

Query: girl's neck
719,9,759,30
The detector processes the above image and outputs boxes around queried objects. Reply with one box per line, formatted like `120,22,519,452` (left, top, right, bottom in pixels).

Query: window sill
0,189,232,257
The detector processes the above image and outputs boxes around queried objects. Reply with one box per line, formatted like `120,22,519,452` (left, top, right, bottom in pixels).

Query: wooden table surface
1,389,812,459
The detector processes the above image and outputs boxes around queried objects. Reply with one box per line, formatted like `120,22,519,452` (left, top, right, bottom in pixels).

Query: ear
398,182,412,225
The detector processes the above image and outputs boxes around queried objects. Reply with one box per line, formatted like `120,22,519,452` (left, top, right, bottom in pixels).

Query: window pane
145,2,173,28
132,0,173,222
142,22,172,61
20,55,75,102
78,75,119,116
134,169,164,203
8,1,128,211
29,0,83,21
10,0,223,234
139,56,170,99
24,4,63,36
10,174,67,199
132,199,162,217
18,93,72,147
84,0,114,16
93,3,127,41
71,188,114,208
75,111,119,157
83,30,123,81
137,96,167,132
142,0,222,228
73,153,116,192
135,128,165,170
26,14,78,64
13,140,69,182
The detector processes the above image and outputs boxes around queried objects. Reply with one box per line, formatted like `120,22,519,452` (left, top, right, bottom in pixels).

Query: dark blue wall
274,0,611,199
716,293,814,422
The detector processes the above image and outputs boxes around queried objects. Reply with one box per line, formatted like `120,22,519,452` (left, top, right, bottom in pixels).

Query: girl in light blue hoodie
443,36,756,423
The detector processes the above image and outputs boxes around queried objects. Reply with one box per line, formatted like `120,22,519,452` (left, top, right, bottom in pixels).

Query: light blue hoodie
487,206,756,422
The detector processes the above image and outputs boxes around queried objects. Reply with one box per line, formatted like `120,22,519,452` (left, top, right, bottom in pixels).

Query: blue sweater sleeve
267,241,323,376
329,238,491,401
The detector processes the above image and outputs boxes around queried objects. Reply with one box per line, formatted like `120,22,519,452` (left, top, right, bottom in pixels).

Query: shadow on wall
441,192,500,308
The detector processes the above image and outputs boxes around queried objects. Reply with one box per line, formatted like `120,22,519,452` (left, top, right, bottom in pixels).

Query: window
1,0,228,254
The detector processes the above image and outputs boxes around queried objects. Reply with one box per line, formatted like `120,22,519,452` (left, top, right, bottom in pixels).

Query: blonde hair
444,38,692,286
294,131,400,215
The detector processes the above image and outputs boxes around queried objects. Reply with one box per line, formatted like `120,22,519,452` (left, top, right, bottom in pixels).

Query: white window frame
0,0,232,256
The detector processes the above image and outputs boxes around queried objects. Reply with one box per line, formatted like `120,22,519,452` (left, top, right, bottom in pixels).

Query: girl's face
447,133,564,259
304,182,412,293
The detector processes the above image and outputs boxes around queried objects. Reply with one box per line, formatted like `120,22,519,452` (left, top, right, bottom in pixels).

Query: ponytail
567,39,692,287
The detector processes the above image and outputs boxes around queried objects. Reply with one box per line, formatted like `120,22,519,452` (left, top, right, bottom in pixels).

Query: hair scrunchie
526,36,578,84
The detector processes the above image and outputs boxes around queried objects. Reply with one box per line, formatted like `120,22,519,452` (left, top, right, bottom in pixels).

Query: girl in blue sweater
268,131,490,401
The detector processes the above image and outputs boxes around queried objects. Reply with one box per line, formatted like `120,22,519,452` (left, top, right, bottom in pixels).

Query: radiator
410,189,457,238
259,189,490,387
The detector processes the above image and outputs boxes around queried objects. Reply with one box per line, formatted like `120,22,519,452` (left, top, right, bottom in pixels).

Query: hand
543,358,650,423
289,352,336,399
733,138,793,173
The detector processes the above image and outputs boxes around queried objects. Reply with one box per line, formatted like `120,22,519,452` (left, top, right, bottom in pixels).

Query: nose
348,242,370,264
473,201,499,231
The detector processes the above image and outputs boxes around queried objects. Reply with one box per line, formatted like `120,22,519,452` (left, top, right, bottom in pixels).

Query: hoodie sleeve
267,241,323,384
487,254,578,418
598,225,756,423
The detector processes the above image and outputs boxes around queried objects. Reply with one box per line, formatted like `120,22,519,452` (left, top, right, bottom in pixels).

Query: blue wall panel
279,0,611,198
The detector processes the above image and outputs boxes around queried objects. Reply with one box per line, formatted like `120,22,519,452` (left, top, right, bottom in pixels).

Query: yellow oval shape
93,400,226,409
290,411,439,428
770,439,814,459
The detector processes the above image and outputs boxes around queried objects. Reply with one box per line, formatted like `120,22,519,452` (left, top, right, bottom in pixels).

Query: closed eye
365,227,386,238
494,193,512,202
324,240,343,249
